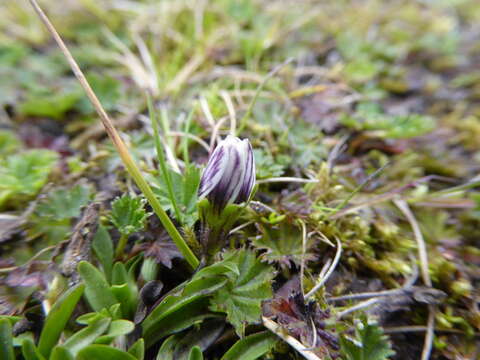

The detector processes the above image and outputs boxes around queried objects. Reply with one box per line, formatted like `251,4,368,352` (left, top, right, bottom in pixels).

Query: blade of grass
238,57,293,133
326,163,390,219
182,105,196,166
28,0,199,269
147,93,183,224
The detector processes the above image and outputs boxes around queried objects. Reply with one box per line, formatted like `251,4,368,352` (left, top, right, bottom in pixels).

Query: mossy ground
0,0,479,359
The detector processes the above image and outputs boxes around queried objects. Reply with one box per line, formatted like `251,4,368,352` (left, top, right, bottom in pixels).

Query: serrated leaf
252,221,316,269
0,149,58,208
221,331,277,360
109,194,148,236
35,184,91,220
253,149,285,179
209,250,275,337
340,316,395,360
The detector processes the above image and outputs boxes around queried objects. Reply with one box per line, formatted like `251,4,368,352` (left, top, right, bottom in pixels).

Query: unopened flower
198,135,255,212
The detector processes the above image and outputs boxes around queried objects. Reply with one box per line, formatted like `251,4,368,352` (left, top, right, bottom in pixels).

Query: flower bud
198,135,255,212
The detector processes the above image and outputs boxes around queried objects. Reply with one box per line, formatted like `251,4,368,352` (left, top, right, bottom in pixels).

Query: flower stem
28,0,199,269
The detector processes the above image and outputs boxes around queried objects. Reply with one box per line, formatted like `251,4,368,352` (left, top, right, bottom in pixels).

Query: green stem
147,94,183,224
115,233,129,258
123,157,199,269
182,106,196,166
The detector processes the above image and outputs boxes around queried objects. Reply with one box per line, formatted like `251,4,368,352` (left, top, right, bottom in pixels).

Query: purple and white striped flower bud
198,135,255,212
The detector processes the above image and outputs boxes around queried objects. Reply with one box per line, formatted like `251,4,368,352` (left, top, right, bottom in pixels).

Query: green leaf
35,184,91,220
0,318,15,360
221,331,278,360
18,85,83,119
169,319,225,360
143,294,215,347
252,221,316,269
77,345,137,360
50,346,74,360
63,318,111,356
150,164,201,226
78,261,118,313
76,72,121,113
22,338,46,360
340,316,395,360
253,149,286,179
94,319,135,344
188,346,203,360
155,334,181,360
92,225,114,282
109,194,148,236
0,130,21,156
0,149,58,208
111,262,138,318
340,102,436,139
209,250,275,337
143,255,252,346
128,339,145,360
144,298,212,348
37,283,85,358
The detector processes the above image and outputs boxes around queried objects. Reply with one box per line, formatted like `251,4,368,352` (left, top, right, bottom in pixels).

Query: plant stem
115,233,128,258
28,0,199,269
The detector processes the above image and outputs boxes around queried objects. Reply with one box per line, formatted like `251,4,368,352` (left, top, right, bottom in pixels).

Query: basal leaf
142,258,238,346
188,346,203,360
221,331,278,360
50,346,74,360
21,338,46,360
37,283,85,357
77,345,137,360
63,318,111,356
128,338,145,360
0,318,15,360
92,225,114,282
94,319,135,345
78,261,118,313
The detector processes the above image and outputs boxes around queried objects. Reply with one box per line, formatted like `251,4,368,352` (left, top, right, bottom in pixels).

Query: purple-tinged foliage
198,135,255,211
